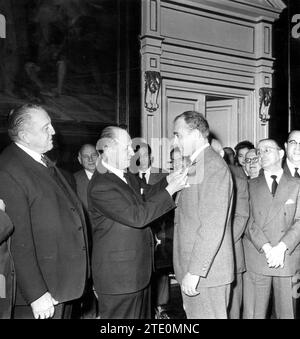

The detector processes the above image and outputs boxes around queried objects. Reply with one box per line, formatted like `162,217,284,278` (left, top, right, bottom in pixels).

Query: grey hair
8,104,43,141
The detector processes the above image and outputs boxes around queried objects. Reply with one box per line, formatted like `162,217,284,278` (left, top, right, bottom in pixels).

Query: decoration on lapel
259,87,272,125
144,71,161,113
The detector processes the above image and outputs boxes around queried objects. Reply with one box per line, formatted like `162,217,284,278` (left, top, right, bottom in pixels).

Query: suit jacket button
71,207,76,212
78,226,83,231
82,246,86,251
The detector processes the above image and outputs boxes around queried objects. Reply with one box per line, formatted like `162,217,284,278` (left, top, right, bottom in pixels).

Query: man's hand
0,199,6,212
166,168,188,196
30,292,59,319
181,272,200,297
267,242,287,269
262,243,272,261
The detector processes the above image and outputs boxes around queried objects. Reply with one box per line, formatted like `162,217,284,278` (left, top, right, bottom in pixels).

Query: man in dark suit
88,126,187,319
73,143,99,318
0,199,15,319
134,142,173,319
173,111,234,319
74,144,98,210
283,130,300,318
243,139,300,319
0,104,89,319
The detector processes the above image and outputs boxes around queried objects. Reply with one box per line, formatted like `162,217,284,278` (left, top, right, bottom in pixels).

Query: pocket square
285,199,295,205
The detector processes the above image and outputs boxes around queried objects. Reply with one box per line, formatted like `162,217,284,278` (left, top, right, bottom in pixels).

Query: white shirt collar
286,158,300,176
101,160,127,183
15,142,45,166
190,143,210,163
84,169,94,180
264,168,283,192
139,167,151,183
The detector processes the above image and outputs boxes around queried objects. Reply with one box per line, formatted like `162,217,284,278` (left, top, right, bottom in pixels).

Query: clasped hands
262,242,287,269
31,292,59,319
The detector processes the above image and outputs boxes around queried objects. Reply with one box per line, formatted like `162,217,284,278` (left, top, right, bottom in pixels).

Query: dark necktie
141,172,147,185
41,155,74,203
295,168,300,178
271,175,278,197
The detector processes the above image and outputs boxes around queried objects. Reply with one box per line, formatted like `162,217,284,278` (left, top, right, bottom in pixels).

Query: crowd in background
0,104,300,319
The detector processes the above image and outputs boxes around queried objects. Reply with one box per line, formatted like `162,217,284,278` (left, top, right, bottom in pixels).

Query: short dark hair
174,111,209,138
8,104,44,141
234,140,254,154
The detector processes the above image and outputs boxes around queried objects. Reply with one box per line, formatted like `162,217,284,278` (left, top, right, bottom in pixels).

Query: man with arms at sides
173,111,234,319
0,104,89,319
88,126,187,319
74,144,99,211
245,149,261,179
74,143,99,318
134,142,173,319
0,199,15,319
243,139,300,319
283,130,300,318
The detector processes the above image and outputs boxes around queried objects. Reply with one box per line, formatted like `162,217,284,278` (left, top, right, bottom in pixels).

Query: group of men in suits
227,133,300,319
1,103,300,320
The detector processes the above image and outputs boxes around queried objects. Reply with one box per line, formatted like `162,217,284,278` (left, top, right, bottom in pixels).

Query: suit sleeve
232,178,249,243
0,171,48,304
0,210,13,245
188,165,232,277
280,186,300,254
89,178,175,229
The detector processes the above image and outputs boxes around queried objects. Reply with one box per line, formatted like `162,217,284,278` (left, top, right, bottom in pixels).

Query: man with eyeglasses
283,130,300,319
284,131,300,179
243,138,300,319
245,149,261,179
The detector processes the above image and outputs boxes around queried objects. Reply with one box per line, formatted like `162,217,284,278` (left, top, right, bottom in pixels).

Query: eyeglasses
288,140,300,147
257,147,280,156
245,157,259,164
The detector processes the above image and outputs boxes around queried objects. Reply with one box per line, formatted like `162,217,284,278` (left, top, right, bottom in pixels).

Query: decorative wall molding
144,71,161,113
259,87,272,124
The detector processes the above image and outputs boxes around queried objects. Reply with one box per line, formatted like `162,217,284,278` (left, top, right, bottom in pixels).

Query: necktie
271,175,278,197
41,155,75,203
295,168,300,178
141,172,147,185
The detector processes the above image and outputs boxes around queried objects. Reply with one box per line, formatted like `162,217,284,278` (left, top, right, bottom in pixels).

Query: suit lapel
265,173,294,223
252,174,273,224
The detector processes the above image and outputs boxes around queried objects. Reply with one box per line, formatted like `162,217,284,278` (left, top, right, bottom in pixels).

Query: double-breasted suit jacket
0,143,89,306
173,146,235,288
244,172,300,276
88,162,176,296
0,210,14,318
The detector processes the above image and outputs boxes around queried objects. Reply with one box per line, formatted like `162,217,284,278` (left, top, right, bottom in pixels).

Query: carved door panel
206,99,239,148
163,87,206,139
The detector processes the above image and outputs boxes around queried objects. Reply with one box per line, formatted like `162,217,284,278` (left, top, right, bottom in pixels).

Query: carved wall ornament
144,71,161,113
259,87,272,124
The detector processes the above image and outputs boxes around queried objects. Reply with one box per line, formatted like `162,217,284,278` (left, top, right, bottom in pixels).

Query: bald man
88,126,187,319
74,144,98,210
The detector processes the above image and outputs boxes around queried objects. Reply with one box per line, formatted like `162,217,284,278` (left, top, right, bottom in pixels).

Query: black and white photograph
0,0,300,325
